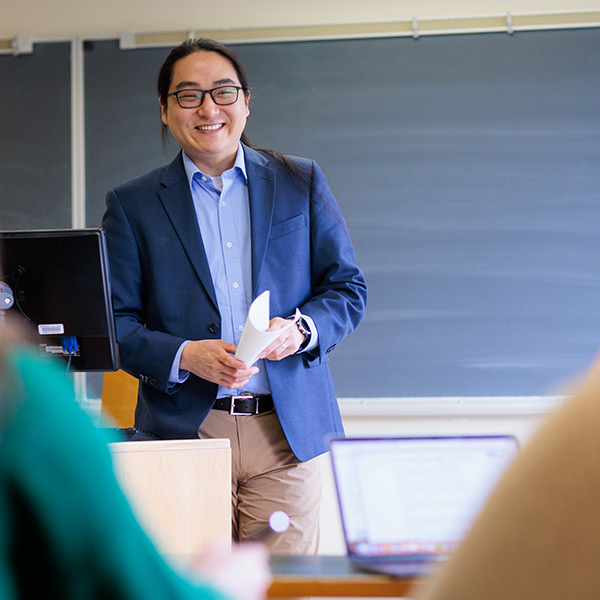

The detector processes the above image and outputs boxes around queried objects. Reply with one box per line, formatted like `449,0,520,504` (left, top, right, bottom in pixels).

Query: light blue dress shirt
169,145,317,397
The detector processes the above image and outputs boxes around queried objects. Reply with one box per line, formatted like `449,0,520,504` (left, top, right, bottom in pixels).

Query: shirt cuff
298,313,318,353
168,340,191,387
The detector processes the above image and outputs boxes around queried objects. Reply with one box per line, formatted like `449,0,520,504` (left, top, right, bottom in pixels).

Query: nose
197,92,220,115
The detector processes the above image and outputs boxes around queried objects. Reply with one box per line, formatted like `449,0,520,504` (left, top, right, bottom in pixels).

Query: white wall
3,0,600,38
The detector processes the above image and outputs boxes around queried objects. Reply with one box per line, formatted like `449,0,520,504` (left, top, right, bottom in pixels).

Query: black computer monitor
0,228,119,372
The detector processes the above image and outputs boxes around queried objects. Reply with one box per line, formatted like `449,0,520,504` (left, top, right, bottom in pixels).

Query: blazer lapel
244,146,276,298
157,153,219,311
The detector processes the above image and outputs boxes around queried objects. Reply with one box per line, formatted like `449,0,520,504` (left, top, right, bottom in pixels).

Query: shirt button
233,282,239,289
222,201,227,206
226,242,233,248
238,325,244,332
201,175,207,182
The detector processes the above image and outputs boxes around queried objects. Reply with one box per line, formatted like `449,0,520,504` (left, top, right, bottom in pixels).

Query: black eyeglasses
167,86,245,108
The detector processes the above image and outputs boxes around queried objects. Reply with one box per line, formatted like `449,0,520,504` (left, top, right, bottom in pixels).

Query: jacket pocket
269,214,306,240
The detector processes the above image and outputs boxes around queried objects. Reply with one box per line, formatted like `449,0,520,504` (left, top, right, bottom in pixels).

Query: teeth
197,124,222,131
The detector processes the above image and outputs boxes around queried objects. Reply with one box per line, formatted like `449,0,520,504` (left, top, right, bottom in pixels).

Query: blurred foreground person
0,317,270,600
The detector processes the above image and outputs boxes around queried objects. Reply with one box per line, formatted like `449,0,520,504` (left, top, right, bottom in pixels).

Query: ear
244,91,251,118
159,97,168,126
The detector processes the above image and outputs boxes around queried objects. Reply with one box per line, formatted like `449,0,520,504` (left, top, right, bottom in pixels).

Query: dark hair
157,38,301,176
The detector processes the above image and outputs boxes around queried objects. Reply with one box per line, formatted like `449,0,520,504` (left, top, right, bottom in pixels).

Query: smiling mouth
196,124,224,132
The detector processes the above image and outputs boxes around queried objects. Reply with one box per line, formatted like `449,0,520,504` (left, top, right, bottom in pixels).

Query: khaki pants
198,409,322,554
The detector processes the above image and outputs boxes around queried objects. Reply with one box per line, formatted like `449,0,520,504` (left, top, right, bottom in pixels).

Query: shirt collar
182,143,248,189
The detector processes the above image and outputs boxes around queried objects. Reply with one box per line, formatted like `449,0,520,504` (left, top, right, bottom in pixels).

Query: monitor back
0,228,118,371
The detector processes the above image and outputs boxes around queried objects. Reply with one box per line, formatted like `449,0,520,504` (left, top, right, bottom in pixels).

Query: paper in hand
235,290,300,366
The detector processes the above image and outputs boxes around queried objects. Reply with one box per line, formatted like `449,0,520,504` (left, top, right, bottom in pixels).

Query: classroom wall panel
84,41,177,227
0,42,71,229
82,29,600,399
2,29,599,400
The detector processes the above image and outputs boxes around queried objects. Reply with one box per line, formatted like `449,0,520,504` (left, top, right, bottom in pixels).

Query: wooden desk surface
268,554,422,597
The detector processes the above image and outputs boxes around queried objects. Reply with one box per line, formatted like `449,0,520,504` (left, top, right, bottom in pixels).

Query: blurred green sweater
0,347,227,600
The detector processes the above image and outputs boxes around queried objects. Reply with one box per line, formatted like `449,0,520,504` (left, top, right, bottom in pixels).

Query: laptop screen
330,435,518,559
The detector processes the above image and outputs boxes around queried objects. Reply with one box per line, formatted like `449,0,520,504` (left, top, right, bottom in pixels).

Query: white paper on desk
235,290,300,366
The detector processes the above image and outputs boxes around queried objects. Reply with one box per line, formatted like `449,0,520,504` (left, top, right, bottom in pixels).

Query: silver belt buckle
230,393,257,416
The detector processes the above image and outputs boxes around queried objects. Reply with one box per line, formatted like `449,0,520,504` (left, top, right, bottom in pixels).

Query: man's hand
181,339,259,388
259,317,305,361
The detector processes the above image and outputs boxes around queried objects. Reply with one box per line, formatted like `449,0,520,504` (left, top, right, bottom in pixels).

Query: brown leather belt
212,394,274,416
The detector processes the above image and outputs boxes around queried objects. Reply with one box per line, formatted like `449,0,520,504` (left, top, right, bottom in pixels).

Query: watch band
296,317,311,351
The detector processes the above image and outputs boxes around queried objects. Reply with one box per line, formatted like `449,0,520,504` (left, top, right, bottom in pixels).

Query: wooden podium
109,439,232,563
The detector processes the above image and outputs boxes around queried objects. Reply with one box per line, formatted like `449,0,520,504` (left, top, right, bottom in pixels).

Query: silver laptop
329,435,519,577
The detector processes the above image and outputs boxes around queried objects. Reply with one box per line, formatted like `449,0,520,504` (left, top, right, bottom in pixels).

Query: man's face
160,51,250,176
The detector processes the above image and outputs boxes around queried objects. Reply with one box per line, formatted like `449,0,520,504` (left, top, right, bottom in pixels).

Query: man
102,38,367,553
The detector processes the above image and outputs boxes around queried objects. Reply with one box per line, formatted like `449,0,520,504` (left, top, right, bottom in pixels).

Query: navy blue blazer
102,145,367,461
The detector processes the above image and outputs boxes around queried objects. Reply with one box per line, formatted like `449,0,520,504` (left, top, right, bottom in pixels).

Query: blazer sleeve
299,160,367,366
102,188,187,393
